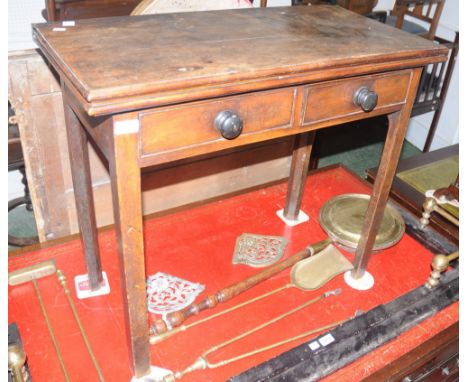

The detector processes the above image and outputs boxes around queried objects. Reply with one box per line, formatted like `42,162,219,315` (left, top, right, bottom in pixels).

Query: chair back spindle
391,0,445,40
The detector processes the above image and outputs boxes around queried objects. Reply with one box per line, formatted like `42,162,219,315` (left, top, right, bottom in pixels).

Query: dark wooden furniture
292,0,377,15
387,0,446,40
43,0,142,22
336,0,377,14
366,144,458,244
415,33,459,152
375,1,456,152
363,322,458,382
33,6,446,379
449,176,459,200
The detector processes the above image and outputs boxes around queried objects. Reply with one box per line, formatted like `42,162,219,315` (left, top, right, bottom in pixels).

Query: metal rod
433,205,459,226
206,292,329,353
447,251,459,262
207,318,347,368
56,270,106,382
163,288,341,381
150,283,294,344
32,279,71,382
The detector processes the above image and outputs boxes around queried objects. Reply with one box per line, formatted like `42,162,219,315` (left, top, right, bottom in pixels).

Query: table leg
352,68,422,278
283,132,315,221
109,116,150,378
63,100,103,290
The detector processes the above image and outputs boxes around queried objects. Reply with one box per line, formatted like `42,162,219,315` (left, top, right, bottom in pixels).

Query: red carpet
8,166,458,381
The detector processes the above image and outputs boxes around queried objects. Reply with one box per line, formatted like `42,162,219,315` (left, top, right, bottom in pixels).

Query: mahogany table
33,5,446,379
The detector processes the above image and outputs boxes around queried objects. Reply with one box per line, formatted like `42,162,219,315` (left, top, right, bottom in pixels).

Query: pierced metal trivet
232,233,288,268
146,272,205,316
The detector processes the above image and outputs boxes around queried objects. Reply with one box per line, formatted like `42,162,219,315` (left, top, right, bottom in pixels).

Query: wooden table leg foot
283,132,315,222
110,116,150,378
63,95,103,290
352,67,423,279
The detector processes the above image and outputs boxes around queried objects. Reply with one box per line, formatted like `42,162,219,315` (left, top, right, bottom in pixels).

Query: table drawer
139,88,296,164
301,70,412,126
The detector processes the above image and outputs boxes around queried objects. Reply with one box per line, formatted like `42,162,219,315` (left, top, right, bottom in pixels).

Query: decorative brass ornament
319,193,405,253
8,344,27,382
426,251,459,289
146,272,205,317
232,233,288,267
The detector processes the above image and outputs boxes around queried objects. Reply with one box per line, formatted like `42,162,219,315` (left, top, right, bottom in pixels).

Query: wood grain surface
32,5,447,115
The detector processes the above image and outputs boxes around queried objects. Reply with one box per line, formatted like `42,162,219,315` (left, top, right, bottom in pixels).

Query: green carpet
314,116,421,177
318,138,421,178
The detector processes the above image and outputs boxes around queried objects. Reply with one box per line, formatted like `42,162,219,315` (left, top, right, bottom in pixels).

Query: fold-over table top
33,5,447,116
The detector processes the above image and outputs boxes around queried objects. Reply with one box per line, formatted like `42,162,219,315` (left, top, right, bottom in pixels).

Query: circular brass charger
319,193,405,253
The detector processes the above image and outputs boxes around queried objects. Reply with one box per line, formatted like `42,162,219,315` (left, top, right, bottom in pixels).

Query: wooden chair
412,32,458,152
310,32,457,170
386,0,446,40
370,1,455,152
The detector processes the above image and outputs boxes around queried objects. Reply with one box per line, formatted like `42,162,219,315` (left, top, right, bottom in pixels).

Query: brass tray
319,193,405,253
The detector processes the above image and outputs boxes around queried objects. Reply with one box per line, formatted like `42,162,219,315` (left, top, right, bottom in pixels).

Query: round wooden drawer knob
354,87,378,112
214,110,243,139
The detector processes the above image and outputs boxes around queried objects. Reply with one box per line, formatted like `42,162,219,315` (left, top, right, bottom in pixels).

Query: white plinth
74,272,110,299
344,270,375,291
276,208,309,227
130,366,172,382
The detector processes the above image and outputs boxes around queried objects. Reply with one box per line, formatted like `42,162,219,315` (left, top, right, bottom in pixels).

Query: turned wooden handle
151,239,331,334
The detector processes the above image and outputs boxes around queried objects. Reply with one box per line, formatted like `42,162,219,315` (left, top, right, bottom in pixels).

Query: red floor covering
8,166,458,382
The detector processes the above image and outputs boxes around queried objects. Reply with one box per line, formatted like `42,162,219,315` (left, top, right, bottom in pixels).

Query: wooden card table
32,5,447,379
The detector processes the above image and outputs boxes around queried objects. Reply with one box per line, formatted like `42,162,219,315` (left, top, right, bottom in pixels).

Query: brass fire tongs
161,288,343,382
